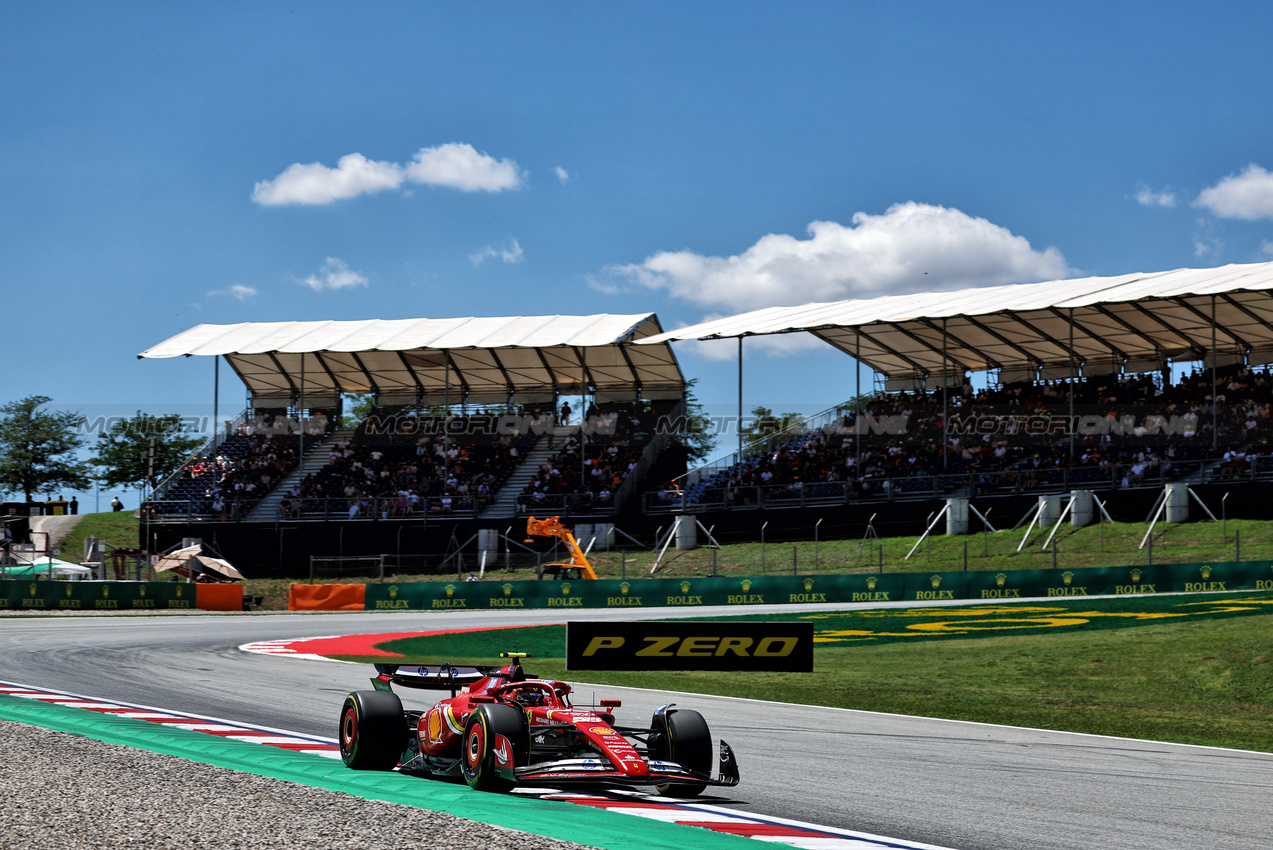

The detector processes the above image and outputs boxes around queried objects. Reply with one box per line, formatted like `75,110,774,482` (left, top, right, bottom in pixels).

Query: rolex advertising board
0,580,200,610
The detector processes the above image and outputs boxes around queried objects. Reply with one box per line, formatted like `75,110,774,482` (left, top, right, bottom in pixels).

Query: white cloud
1194,236,1222,257
1135,186,1176,208
253,143,524,206
469,239,525,266
555,166,571,184
1195,164,1273,220
1261,240,1273,257
252,153,404,206
604,202,1071,312
585,273,622,295
677,331,827,362
207,284,259,301
405,143,524,192
297,257,369,292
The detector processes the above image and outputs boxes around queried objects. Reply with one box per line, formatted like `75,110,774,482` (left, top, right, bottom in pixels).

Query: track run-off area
3,600,1273,850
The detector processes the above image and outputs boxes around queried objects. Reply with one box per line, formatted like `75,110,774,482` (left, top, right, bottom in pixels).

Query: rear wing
372,663,491,695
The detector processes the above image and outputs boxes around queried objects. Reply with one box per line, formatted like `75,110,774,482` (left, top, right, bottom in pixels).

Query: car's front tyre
461,703,527,792
649,708,711,796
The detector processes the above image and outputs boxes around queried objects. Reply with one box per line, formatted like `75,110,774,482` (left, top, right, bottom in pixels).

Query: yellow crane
524,516,598,580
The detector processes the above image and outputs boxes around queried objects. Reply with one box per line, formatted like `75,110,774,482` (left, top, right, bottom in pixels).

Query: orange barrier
195,583,244,611
288,583,367,611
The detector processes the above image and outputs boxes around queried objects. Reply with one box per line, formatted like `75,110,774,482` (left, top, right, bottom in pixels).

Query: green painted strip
0,695,756,850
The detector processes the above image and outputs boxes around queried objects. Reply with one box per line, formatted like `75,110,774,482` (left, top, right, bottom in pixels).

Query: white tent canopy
637,261,1273,383
139,314,685,406
1,552,93,579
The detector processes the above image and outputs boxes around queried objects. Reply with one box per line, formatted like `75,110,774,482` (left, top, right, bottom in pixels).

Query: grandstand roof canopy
638,261,1273,386
139,314,685,406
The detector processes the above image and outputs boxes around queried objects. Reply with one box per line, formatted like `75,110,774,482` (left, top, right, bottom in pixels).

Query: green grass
575,516,1268,578
55,511,139,563
333,593,1273,753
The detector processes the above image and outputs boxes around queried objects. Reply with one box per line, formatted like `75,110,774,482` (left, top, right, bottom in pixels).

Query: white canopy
139,314,685,406
1,553,93,579
637,261,1273,382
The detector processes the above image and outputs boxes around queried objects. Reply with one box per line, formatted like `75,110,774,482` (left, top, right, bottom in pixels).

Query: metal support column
737,336,744,462
1212,295,1218,453
942,318,948,470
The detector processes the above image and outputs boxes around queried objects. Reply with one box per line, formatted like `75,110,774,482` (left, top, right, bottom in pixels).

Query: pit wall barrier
361,560,1273,611
0,580,240,611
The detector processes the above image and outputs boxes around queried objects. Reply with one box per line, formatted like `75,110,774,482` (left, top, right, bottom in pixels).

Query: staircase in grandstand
244,429,356,522
478,425,574,519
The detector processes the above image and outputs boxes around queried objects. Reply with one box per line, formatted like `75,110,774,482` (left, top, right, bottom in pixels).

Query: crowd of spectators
292,412,536,518
153,409,326,516
517,403,657,513
662,363,1273,509
151,401,672,520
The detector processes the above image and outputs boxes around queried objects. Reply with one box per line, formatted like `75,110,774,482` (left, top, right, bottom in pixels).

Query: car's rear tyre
339,690,405,771
649,708,711,796
461,703,527,793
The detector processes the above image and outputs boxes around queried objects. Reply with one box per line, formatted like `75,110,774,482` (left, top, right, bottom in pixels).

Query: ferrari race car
338,652,740,795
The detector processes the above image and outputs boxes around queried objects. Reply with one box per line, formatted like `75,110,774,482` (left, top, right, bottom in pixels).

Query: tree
667,379,718,464
341,393,377,429
0,396,92,501
90,412,205,494
739,405,805,458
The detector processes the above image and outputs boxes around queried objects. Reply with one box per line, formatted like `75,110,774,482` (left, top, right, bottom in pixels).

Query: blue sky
5,2,1273,505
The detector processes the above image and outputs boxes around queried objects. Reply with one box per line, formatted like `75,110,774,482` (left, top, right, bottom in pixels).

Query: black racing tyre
339,690,406,771
650,708,711,796
461,703,528,793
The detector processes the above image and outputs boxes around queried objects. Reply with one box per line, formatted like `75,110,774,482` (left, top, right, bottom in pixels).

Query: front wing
515,740,740,788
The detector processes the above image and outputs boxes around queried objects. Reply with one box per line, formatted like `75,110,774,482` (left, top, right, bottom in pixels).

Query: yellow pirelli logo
581,635,799,657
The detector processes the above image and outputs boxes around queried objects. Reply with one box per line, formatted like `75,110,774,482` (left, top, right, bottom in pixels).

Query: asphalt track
4,604,1272,850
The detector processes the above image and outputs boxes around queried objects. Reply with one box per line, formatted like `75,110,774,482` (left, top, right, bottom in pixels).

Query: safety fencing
0,580,241,611
360,559,1273,611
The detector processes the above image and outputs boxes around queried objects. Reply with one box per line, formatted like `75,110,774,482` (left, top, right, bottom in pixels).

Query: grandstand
649,363,1273,514
138,314,687,529
132,262,1273,576
641,260,1273,513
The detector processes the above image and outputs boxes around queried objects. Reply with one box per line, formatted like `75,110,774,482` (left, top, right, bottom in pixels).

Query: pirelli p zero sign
566,621,814,672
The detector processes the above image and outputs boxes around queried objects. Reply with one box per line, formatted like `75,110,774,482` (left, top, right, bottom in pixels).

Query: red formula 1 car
338,652,740,795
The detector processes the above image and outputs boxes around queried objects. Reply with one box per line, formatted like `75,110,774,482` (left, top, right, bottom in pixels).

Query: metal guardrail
143,489,633,523
151,407,252,501
643,457,1268,514
145,495,488,523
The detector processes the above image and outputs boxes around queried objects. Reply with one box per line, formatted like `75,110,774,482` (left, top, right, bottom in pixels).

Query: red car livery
339,652,740,795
